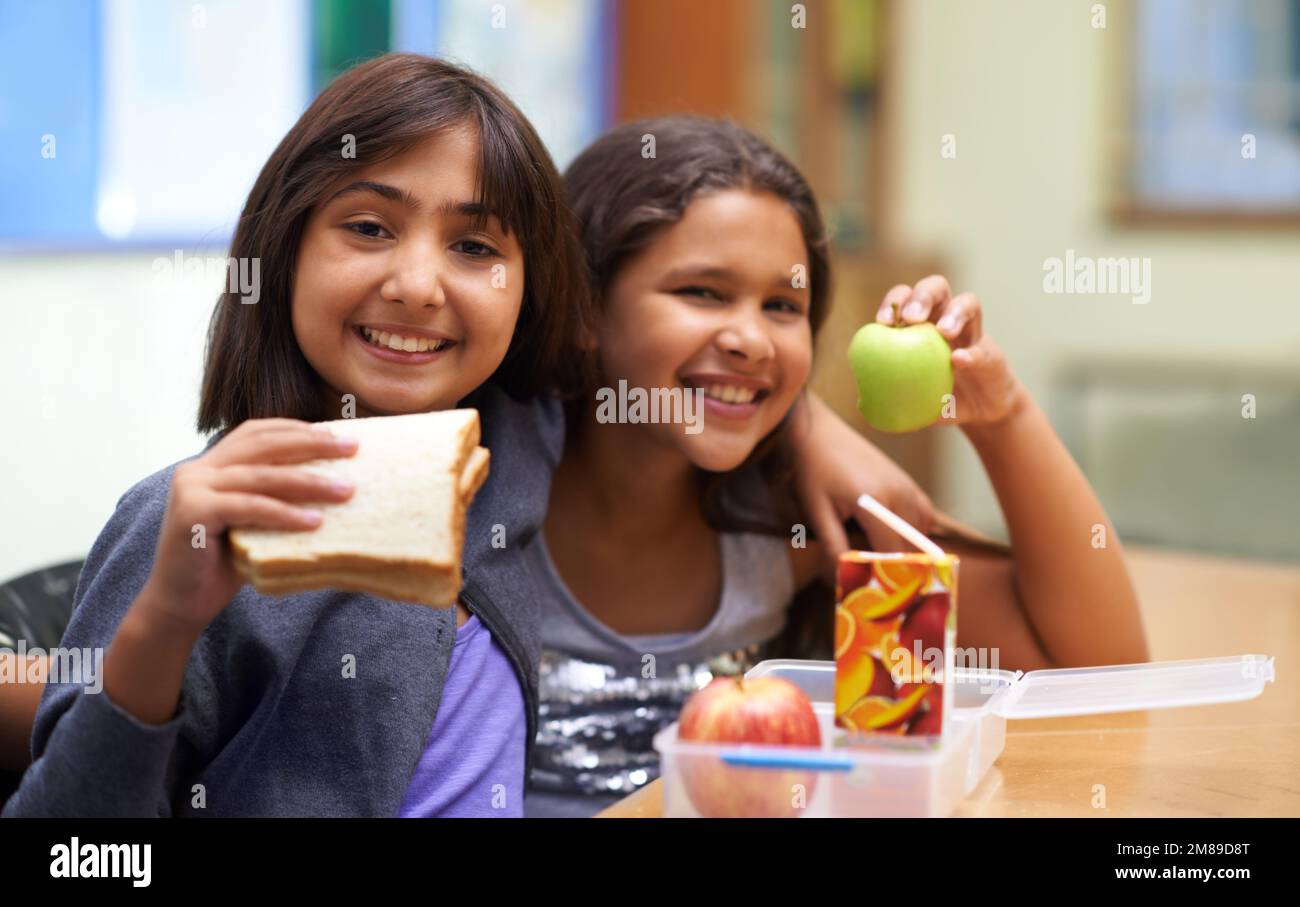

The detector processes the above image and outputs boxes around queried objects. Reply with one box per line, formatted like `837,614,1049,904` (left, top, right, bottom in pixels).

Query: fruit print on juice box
834,551,958,744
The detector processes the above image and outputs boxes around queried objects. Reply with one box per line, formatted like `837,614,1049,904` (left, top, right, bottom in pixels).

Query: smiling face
292,124,525,417
595,189,814,472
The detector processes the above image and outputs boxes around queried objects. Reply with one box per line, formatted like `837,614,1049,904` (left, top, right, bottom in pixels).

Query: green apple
848,314,953,433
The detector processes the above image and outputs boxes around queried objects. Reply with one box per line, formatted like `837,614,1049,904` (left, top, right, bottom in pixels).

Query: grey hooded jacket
3,387,562,817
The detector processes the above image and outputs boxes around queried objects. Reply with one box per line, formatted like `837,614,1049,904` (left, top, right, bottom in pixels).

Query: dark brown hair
197,53,592,435
564,116,832,534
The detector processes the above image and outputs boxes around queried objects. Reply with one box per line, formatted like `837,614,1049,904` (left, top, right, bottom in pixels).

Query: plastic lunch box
652,655,1276,818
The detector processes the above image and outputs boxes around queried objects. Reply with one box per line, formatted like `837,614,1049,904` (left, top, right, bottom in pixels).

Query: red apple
677,676,822,818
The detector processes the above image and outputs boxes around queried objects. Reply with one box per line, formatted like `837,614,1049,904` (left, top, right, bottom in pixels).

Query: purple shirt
397,615,526,817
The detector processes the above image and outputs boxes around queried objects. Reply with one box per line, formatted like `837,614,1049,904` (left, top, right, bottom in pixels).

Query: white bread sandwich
229,409,489,607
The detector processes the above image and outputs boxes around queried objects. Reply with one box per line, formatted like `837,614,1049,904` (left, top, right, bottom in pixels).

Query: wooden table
597,546,1300,818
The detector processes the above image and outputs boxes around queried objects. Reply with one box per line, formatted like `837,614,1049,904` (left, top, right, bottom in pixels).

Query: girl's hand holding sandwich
108,419,357,726
142,419,359,632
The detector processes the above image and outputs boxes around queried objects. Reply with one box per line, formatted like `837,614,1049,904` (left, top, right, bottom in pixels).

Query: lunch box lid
993,654,1275,719
747,654,1275,720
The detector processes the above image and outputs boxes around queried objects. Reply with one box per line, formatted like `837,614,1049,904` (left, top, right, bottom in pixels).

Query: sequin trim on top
530,643,764,796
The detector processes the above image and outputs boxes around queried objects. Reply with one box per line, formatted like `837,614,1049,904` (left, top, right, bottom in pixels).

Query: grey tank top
525,529,795,798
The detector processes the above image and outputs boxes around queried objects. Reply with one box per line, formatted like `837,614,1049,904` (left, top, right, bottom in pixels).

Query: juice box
835,551,958,744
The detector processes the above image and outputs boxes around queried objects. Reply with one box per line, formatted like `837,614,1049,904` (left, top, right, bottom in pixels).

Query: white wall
888,0,1300,537
1,252,219,582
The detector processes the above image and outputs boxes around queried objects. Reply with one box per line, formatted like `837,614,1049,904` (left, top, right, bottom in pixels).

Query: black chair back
0,558,84,809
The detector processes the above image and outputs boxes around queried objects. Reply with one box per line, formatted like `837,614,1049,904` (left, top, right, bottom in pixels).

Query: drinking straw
856,492,948,559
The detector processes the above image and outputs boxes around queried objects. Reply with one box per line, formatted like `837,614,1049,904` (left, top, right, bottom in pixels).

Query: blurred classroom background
2,0,1298,591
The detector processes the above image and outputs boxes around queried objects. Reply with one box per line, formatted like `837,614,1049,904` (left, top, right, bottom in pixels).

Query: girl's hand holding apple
860,275,1028,431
